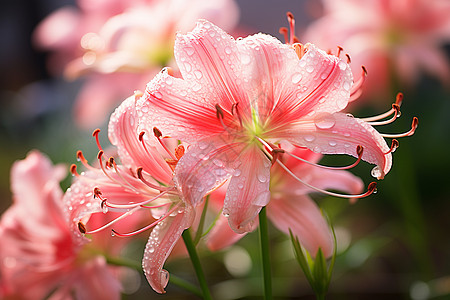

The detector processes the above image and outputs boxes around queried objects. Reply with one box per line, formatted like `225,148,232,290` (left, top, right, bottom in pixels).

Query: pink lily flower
303,0,450,101
137,19,416,234
67,92,196,293
34,0,239,129
0,151,121,299
206,147,364,258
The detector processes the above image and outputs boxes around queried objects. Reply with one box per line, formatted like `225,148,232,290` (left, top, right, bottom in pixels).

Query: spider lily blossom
137,19,416,234
67,92,195,294
0,151,121,299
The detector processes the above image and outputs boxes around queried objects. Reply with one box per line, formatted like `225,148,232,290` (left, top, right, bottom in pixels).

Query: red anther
100,199,107,210
153,127,162,138
279,27,289,44
97,150,104,160
165,158,178,171
271,148,285,166
136,167,144,179
336,46,343,58
92,128,103,151
362,65,367,75
94,187,102,197
287,11,294,22
109,157,115,168
367,182,377,194
411,117,419,132
92,128,101,137
215,104,224,119
292,36,299,43
70,164,80,177
293,43,305,59
78,222,87,234
395,92,403,106
77,150,86,162
175,145,185,160
356,145,364,157
134,90,144,101
346,53,351,63
139,131,145,142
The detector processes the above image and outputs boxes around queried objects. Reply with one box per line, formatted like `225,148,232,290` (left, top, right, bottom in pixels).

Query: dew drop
184,62,192,72
165,76,173,85
141,106,149,113
237,183,244,189
213,159,223,167
291,73,302,84
257,173,268,183
338,61,347,70
303,135,316,142
233,169,242,177
203,22,211,29
306,65,314,73
160,270,169,288
184,46,195,56
320,72,328,79
208,30,215,37
314,113,336,129
149,247,155,254
192,83,202,92
371,166,382,178
224,46,232,54
102,205,108,214
194,70,203,79
153,91,163,99
198,141,208,150
328,140,337,147
343,81,351,91
223,212,230,217
240,53,251,64
215,168,227,176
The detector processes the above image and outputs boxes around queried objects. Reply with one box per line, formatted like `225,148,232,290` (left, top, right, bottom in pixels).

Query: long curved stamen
103,189,174,210
111,203,182,237
92,128,103,151
83,205,142,235
276,159,377,199
367,104,400,126
279,27,289,44
286,12,297,44
150,129,177,160
70,164,80,177
293,43,306,59
350,66,367,99
136,167,169,192
336,46,343,58
215,104,234,134
361,93,403,122
109,156,144,194
285,145,364,170
381,117,418,138
76,150,96,171
384,139,399,154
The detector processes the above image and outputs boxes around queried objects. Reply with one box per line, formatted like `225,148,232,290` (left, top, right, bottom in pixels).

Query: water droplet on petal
306,65,314,73
165,76,173,85
339,61,347,70
194,70,203,79
149,247,155,253
233,169,242,177
224,46,232,54
257,173,268,183
160,270,169,288
304,135,316,142
291,73,302,84
184,62,192,72
153,91,163,99
198,141,208,150
328,140,337,146
371,166,382,178
343,81,351,91
185,46,195,56
241,53,251,64
215,168,227,176
314,113,336,129
192,83,202,92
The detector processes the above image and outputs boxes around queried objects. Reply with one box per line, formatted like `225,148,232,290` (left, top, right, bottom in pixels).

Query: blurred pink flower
303,0,450,102
67,92,197,293
206,148,364,258
138,20,400,234
34,0,239,129
0,151,121,300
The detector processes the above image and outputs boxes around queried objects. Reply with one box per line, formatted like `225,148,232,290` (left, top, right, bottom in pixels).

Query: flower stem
106,255,202,297
182,229,213,300
259,206,273,300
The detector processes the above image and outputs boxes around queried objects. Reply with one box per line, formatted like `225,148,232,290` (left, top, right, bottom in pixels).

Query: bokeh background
0,0,449,299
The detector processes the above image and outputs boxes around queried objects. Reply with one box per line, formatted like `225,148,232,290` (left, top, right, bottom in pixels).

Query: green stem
182,229,213,300
106,256,202,297
259,206,273,300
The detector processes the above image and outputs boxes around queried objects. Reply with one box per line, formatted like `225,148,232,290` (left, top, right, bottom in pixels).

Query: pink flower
67,92,196,293
0,151,121,299
34,0,239,129
206,147,364,258
137,20,415,234
303,0,450,101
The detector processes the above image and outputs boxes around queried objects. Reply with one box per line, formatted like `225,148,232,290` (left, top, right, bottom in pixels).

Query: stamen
78,222,87,234
174,145,185,160
336,46,343,58
346,54,351,63
76,150,96,171
137,167,170,192
70,164,80,177
149,129,177,160
271,148,285,166
367,104,400,126
231,102,243,127
286,12,296,45
111,203,181,237
350,66,367,99
293,43,305,59
381,117,418,138
103,189,173,210
92,128,103,151
215,104,224,119
153,127,162,138
384,139,399,154
276,159,377,199
285,145,364,170
361,93,404,122
84,206,142,234
279,27,289,44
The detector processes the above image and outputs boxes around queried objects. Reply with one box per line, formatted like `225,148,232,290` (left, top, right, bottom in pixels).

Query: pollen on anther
78,221,87,234
346,54,351,63
70,164,80,177
153,127,162,138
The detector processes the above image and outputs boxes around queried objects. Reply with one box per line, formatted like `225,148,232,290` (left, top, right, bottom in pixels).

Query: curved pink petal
278,112,392,179
143,206,194,294
174,135,240,207
108,94,173,183
138,69,226,143
223,145,271,233
267,195,334,258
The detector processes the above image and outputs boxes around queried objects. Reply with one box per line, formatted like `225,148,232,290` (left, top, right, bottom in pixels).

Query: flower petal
205,215,248,251
223,145,271,233
279,112,391,179
267,195,334,258
174,135,239,207
142,206,194,294
109,94,173,183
